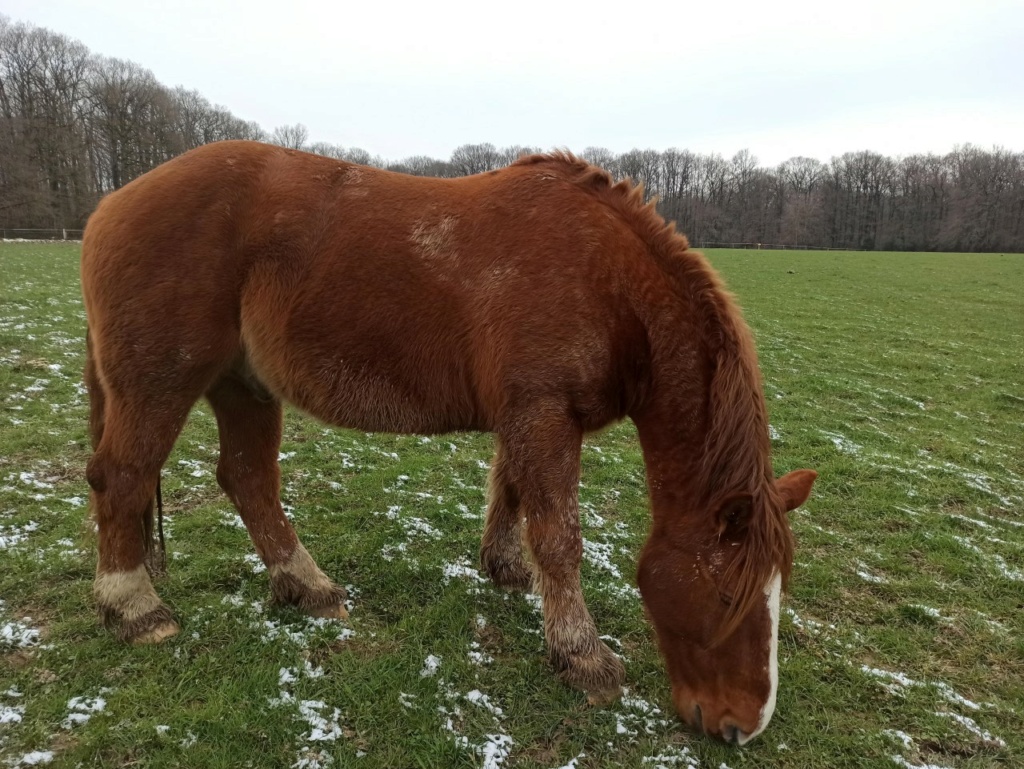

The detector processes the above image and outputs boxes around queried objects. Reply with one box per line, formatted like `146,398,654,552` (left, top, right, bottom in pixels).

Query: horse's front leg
501,409,625,702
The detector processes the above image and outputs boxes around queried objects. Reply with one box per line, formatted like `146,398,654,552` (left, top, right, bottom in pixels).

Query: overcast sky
7,0,1024,165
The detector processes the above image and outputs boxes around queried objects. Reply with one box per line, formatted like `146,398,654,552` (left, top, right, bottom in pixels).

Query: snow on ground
640,745,700,768
61,691,110,729
936,711,1006,748
267,653,346,767
0,601,41,651
420,654,442,678
433,677,514,769
613,689,672,739
6,751,55,766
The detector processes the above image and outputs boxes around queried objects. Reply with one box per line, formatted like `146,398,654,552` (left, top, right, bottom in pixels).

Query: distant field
1,243,1021,769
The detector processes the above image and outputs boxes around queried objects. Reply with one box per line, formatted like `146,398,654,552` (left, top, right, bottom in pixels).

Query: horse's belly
288,354,483,435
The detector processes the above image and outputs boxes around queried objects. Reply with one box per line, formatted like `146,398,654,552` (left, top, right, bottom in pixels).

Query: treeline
2,17,1022,251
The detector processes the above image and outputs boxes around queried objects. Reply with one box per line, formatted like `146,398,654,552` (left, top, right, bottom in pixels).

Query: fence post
62,228,67,240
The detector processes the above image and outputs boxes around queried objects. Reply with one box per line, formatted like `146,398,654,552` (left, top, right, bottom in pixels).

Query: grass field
1,242,1021,769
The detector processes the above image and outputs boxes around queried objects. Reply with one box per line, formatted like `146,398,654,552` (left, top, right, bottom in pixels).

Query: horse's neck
630,338,712,524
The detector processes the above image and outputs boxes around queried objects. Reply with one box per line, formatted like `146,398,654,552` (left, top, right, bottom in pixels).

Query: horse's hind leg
501,407,625,701
480,440,533,590
89,393,193,643
206,374,347,618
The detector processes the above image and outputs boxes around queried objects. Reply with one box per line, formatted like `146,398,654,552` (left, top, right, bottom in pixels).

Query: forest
2,17,1022,252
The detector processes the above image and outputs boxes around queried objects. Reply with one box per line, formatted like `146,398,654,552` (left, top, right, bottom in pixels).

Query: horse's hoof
308,602,349,620
132,620,180,644
556,642,626,701
586,685,624,707
480,549,534,592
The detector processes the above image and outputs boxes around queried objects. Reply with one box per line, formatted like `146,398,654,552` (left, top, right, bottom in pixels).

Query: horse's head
638,468,816,745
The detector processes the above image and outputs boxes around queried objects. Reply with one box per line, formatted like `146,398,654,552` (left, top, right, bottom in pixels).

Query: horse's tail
84,327,105,451
85,326,167,574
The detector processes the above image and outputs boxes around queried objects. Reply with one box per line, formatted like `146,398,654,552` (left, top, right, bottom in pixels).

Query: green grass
1,243,1021,769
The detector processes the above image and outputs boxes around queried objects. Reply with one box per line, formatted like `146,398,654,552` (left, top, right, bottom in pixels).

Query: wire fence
1,228,84,241
698,241,856,251
0,231,859,251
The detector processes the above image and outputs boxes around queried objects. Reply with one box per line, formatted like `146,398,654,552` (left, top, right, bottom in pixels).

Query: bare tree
270,123,308,150
449,143,501,176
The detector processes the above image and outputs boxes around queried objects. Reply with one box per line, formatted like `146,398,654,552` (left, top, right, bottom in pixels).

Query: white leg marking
268,543,332,590
94,566,163,620
739,571,781,746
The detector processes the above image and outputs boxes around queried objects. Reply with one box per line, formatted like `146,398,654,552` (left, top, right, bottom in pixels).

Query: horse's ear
715,492,754,539
776,469,817,512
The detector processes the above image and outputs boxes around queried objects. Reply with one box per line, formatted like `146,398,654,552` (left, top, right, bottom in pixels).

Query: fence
698,241,855,251
1,228,84,241
1,231,860,250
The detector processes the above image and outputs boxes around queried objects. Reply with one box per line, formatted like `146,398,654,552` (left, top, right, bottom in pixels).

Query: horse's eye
719,592,734,607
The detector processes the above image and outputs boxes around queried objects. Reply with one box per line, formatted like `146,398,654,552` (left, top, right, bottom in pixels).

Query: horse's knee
215,460,235,499
86,452,107,493
527,518,582,574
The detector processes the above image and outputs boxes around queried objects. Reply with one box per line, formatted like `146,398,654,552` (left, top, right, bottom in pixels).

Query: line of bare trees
3,17,1022,252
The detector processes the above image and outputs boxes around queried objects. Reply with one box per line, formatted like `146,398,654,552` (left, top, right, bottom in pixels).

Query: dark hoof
308,601,349,620
480,548,534,592
102,603,178,644
272,575,349,616
553,642,626,703
133,619,181,644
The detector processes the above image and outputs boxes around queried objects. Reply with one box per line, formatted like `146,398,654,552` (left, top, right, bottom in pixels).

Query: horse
80,140,816,745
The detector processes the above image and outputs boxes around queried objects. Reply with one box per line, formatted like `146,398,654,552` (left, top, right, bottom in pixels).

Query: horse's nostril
693,704,703,730
722,724,738,744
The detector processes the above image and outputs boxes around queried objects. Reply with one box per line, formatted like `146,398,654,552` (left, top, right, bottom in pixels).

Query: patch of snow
9,752,55,766
220,512,247,529
1,703,25,724
62,693,108,728
465,689,504,718
421,654,442,677
468,641,494,666
478,733,513,769
1,620,41,649
244,552,266,573
297,699,343,742
582,538,622,579
553,753,585,769
882,729,915,750
442,559,486,586
932,682,983,711
641,745,699,768
890,757,953,769
860,666,919,695
856,564,888,584
936,711,1005,747
0,520,40,549
821,431,862,456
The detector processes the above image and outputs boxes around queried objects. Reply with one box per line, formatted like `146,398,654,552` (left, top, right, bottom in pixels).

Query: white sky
7,0,1024,165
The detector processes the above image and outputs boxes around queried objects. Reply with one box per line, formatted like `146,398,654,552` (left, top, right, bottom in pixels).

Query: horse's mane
514,152,795,637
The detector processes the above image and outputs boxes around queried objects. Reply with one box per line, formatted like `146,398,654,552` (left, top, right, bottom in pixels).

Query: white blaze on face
737,570,781,746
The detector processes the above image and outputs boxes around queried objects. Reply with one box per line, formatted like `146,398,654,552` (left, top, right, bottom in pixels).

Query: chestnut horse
81,141,816,744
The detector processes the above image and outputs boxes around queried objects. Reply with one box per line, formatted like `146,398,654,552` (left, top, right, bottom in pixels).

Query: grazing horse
81,141,816,744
